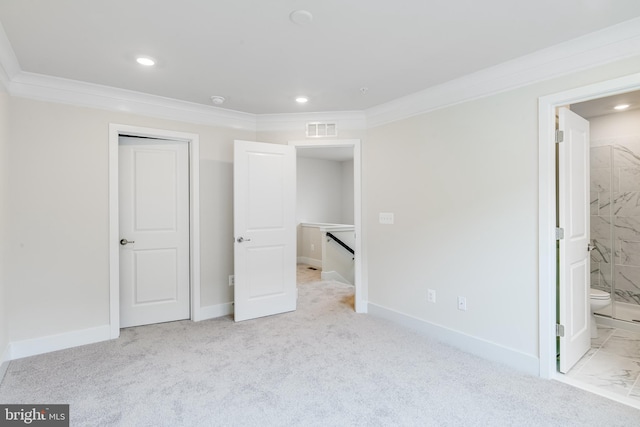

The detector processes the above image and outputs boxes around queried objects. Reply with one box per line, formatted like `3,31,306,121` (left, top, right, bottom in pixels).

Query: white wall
4,97,254,342
0,86,9,370
341,160,354,224
3,52,640,375
590,108,640,140
296,157,345,224
296,157,354,225
298,225,323,267
364,57,640,370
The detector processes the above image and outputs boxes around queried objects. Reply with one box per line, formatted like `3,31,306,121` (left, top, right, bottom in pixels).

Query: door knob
236,237,251,243
120,238,135,245
587,243,596,252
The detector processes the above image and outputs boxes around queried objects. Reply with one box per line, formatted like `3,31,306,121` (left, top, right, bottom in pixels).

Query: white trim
257,111,366,132
11,72,256,131
366,17,640,128
9,325,111,360
538,73,640,379
0,19,638,131
195,303,234,322
297,257,322,269
369,302,539,376
289,139,366,313
108,124,201,339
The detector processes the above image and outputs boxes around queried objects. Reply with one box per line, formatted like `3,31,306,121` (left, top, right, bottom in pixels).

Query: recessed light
136,56,155,66
614,104,630,110
296,96,309,104
211,96,226,105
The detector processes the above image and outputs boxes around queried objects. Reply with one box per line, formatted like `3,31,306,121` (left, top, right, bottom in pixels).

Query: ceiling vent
306,122,337,138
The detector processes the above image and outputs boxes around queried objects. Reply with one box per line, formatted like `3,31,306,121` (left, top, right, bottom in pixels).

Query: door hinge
556,324,565,337
556,227,564,240
555,130,564,143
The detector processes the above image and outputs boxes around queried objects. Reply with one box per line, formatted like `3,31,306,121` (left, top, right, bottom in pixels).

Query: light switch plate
379,212,394,224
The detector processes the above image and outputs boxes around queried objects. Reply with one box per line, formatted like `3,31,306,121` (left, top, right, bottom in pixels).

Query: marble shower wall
591,135,640,306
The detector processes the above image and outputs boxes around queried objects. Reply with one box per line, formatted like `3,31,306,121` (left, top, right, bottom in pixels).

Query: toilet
590,288,612,338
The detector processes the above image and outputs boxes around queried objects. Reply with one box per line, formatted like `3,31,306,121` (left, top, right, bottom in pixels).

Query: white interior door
233,140,296,322
119,137,190,328
558,107,591,373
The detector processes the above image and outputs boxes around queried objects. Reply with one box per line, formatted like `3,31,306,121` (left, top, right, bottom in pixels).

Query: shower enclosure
591,135,640,325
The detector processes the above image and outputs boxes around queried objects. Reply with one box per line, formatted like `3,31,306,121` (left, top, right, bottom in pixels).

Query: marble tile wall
591,136,640,306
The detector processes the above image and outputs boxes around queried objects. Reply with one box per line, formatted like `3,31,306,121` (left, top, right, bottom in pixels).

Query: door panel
558,107,591,373
234,140,296,322
119,137,190,328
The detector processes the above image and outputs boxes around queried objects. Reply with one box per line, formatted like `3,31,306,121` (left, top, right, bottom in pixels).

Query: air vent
306,122,338,138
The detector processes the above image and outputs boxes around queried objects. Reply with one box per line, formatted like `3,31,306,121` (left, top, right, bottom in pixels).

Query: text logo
0,405,69,426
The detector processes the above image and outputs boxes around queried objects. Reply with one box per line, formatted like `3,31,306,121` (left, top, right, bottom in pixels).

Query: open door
558,107,591,373
233,140,297,322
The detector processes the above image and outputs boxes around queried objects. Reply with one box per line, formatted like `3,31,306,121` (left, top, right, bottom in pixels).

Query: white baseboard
0,344,10,383
9,325,112,361
368,302,539,376
321,270,353,285
195,302,234,321
297,257,322,269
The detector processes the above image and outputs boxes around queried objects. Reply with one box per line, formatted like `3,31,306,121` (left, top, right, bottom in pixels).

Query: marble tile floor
567,325,640,401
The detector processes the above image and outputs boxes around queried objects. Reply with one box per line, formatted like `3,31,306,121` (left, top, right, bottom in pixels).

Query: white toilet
590,288,612,338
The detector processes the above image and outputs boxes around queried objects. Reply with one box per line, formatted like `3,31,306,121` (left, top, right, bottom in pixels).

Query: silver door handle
236,237,251,243
587,243,596,252
120,238,135,245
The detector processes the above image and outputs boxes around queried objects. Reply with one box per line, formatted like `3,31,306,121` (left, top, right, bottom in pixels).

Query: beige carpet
1,268,639,426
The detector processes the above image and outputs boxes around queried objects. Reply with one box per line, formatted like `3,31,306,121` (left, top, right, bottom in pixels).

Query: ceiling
1,1,640,115
571,90,640,119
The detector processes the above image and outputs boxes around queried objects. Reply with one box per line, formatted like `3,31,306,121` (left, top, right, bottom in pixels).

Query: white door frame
288,139,366,313
108,124,201,339
538,72,640,378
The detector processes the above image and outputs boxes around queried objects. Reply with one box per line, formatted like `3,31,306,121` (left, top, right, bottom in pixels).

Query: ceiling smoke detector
289,10,313,25
211,96,226,105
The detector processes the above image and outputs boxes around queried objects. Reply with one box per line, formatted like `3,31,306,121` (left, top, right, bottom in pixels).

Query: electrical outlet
457,296,467,311
427,289,436,303
229,275,235,286
379,212,394,224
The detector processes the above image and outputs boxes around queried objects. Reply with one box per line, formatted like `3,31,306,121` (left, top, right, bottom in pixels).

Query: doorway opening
539,72,640,404
108,124,201,339
557,91,640,403
289,139,365,313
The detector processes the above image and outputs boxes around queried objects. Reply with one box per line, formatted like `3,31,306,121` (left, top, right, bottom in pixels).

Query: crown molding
1,17,640,131
8,72,258,131
256,111,367,133
365,17,640,128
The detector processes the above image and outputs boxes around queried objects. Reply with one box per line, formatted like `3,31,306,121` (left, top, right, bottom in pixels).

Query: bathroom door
558,107,591,373
233,140,297,322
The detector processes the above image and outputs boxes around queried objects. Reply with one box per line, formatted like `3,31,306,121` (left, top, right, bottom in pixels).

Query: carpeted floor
1,270,639,426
